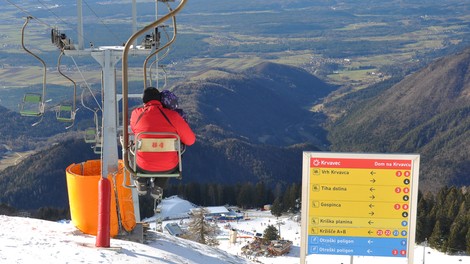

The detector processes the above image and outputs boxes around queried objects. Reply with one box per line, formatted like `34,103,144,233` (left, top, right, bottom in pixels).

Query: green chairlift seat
84,128,97,143
94,143,102,154
56,104,75,122
19,93,44,117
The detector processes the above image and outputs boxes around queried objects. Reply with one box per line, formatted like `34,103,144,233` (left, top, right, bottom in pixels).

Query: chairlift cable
34,0,93,47
82,0,123,44
160,65,169,89
148,23,172,87
35,0,68,27
70,56,103,111
4,0,50,28
34,0,85,42
143,3,177,89
6,0,95,54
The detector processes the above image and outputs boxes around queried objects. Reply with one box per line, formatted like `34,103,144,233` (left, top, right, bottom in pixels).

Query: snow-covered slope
0,215,251,264
1,196,469,264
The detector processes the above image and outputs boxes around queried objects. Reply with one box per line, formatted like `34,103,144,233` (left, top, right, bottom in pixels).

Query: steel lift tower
63,0,187,247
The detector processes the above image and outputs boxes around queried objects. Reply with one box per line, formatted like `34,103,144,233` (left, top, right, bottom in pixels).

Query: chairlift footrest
136,172,181,178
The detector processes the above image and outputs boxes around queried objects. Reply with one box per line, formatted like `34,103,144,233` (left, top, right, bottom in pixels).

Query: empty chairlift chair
19,93,44,117
20,17,47,119
84,128,97,143
56,104,75,122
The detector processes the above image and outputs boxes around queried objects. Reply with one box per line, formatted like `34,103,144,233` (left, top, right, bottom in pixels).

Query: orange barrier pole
95,177,111,247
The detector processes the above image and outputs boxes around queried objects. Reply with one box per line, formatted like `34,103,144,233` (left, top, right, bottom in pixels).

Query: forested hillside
417,186,470,254
326,47,470,192
0,138,96,210
0,106,72,154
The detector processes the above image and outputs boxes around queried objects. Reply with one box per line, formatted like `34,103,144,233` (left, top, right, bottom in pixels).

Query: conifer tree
207,184,217,206
216,184,225,205
271,197,283,217
429,219,445,251
237,182,254,209
466,225,470,254
184,182,201,205
444,187,461,221
254,182,267,208
283,183,300,213
223,184,237,206
416,192,435,243
447,201,467,253
184,208,219,246
263,225,279,241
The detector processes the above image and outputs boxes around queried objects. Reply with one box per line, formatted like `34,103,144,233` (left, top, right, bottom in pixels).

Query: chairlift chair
84,128,97,143
93,142,102,154
56,51,77,125
19,93,44,117
83,128,101,153
80,87,103,145
121,0,188,191
129,131,182,179
21,16,47,119
56,104,75,122
93,129,103,154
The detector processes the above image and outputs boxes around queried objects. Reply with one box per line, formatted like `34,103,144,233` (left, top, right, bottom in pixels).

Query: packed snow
0,196,469,264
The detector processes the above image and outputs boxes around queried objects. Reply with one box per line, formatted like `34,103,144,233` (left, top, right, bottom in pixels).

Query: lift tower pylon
63,0,187,248
65,0,145,247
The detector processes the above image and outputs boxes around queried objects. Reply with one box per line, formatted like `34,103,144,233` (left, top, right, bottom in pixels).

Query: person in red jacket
130,87,195,197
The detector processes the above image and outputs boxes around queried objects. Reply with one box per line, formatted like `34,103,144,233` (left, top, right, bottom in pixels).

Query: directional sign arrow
369,211,375,216
370,171,376,175
369,195,376,200
367,249,373,254
368,230,373,235
370,178,376,183
370,187,376,192
368,220,374,225
369,204,375,209
368,239,374,245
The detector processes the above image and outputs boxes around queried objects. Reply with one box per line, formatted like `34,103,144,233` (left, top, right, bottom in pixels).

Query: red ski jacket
130,100,196,172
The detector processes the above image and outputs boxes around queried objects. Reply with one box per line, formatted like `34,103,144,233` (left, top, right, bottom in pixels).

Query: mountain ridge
175,62,335,146
326,47,470,191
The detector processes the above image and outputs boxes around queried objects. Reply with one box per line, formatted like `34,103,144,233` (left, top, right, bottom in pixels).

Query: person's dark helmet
142,87,161,104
